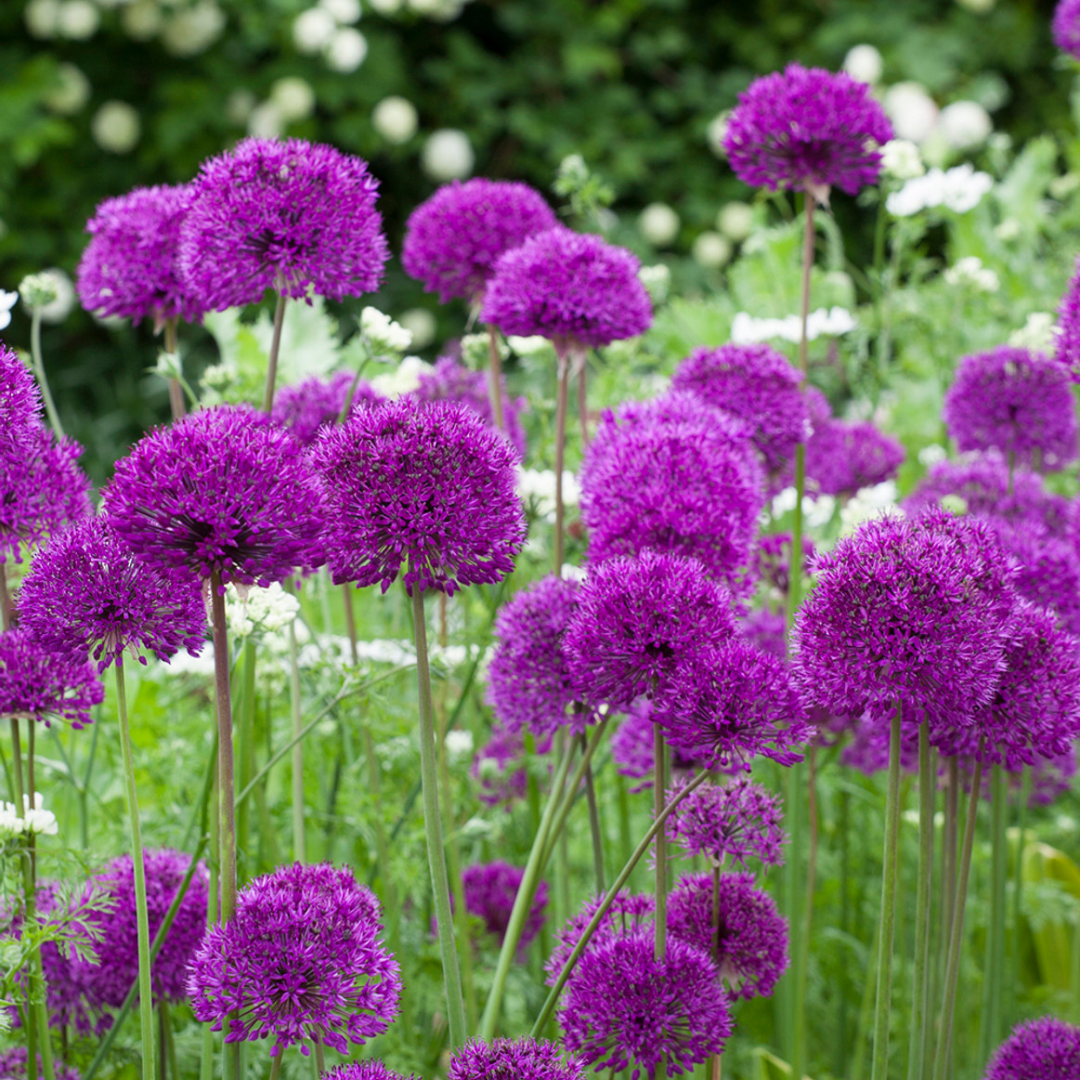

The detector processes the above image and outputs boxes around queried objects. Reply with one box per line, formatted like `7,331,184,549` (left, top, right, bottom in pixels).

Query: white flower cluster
731,307,856,346
517,469,581,522
92,101,141,154
943,256,999,293
839,481,901,535
638,264,671,305
1010,312,1056,353
885,164,994,217
361,307,413,355
225,583,300,639
370,355,433,398
0,291,18,332
372,97,418,144
0,793,58,838
880,140,925,181
444,730,474,762
507,335,555,359
638,203,680,247
293,0,367,73
19,269,75,324
769,488,837,530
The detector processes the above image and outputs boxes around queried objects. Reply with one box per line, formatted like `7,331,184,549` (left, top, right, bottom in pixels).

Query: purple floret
76,184,203,325
802,419,905,498
481,226,652,351
312,397,525,596
983,1015,1080,1079
448,1038,584,1080
1054,0,1080,60
187,862,400,1058
179,137,388,311
1056,260,1080,377
610,699,702,791
460,861,547,948
545,891,655,987
402,179,558,304
942,346,1078,471
994,520,1080,636
752,532,817,598
271,371,385,446
323,1063,416,1080
0,628,103,729
0,1048,78,1080
738,608,787,659
471,726,530,807
0,343,42,451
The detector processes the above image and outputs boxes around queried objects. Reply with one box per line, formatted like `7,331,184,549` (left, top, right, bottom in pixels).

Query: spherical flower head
983,1016,1080,1080
994,520,1080,636
187,862,401,1057
1056,260,1080,376
723,63,894,198
738,608,786,660
655,639,812,771
545,891,655,986
0,1048,78,1080
560,929,732,1079
671,344,808,472
179,137,388,311
802,419,905,498
665,777,786,868
402,179,559,303
942,347,1078,471
610,699,701,791
753,532,816,598
1026,745,1078,806
0,343,42,450
312,397,526,596
0,629,103,729
480,226,652,350
793,509,1019,729
668,872,789,1000
448,1038,584,1080
1054,0,1080,60
105,405,325,588
271,372,385,446
470,726,529,807
76,184,203,324
323,1062,415,1080
461,861,547,949
486,576,587,739
412,356,528,460
20,516,205,672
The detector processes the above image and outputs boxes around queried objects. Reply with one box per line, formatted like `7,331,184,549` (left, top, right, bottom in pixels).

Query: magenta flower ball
448,1038,584,1080
1054,0,1080,60
545,891,655,987
983,1016,1080,1080
1056,261,1080,376
323,1063,415,1080
0,628,103,729
0,1048,78,1080
610,699,702,791
271,371,385,446
471,726,529,808
801,419,905,498
460,860,548,948
0,343,42,449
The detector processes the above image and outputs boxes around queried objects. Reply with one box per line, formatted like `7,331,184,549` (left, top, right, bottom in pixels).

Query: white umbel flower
422,129,474,181
92,101,141,154
637,203,680,247
324,27,368,72
939,100,992,151
372,96,418,144
843,44,883,85
883,82,939,144
293,7,336,52
361,307,413,354
271,77,316,122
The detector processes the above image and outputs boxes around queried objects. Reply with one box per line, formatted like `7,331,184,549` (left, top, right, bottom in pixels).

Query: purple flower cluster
0,1048,78,1080
983,1016,1080,1080
403,179,558,303
271,372,385,446
460,861,548,948
723,63,893,197
802,419,905,498
0,628,103,729
1056,261,1080,376
471,727,530,807
610,700,701,791
323,1063,413,1080
545,891,655,986
752,532,816,598
448,1039,583,1080
0,345,42,448
1053,0,1080,60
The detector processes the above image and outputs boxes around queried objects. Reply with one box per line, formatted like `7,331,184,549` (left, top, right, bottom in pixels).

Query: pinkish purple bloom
480,226,652,351
323,1063,415,1080
802,419,905,498
1024,745,1078,806
471,726,530,807
0,628,103,729
0,343,42,449
738,608,786,659
0,1048,78,1080
460,861,547,948
610,699,701,792
312,397,525,596
179,137,388,311
271,372,385,446
402,179,558,304
1054,0,1080,60
448,1038,584,1080
545,891,655,987
1057,261,1080,376
994,520,1080,636
983,1016,1080,1079
187,862,400,1058
723,64,893,198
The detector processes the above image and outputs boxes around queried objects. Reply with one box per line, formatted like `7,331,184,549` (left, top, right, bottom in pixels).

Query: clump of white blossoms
372,97,419,144
370,356,434,398
883,82,939,144
461,332,508,369
692,232,732,269
638,264,671,305
638,203,680,247
880,139,925,181
226,582,300,640
731,307,856,345
839,481,902,536
944,256,999,293
361,306,413,356
444,730,475,763
517,469,581,522
885,164,994,217
422,129,474,182
0,793,59,838
717,201,755,242
843,43,883,84
1009,312,1056,353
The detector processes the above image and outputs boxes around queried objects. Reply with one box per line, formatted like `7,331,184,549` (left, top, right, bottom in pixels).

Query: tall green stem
10,720,37,1080
29,308,63,439
288,621,305,862
261,290,288,413
237,640,257,881
553,350,570,573
26,725,54,1080
980,765,1007,1068
1008,768,1030,1029
654,725,668,960
486,323,506,431
163,319,185,420
908,723,934,1080
579,734,605,893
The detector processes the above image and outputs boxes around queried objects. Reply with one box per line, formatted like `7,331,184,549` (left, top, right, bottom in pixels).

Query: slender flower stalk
554,349,571,573
908,722,934,1080
980,765,1008,1067
28,307,62,439
487,324,506,431
573,347,590,449
162,319,185,420
654,725,667,961
579,734,605,894
262,288,288,413
9,720,38,1080
1008,767,1031,1030
287,620,305,862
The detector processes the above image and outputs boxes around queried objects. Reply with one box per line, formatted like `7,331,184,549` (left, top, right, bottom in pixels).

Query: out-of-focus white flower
1010,312,1056,353
293,7,336,52
637,203,680,247
461,332,505,368
370,355,434,398
319,0,360,23
880,139,924,181
372,96,418,144
25,0,61,38
226,582,300,639
995,218,1021,242
943,256,999,293
92,101,141,154
445,730,474,762
407,0,442,12
225,89,256,125
883,82,939,144
691,231,732,269
839,481,901,535
121,0,164,39
367,0,403,11
939,100,992,151
271,77,316,122
638,264,671,305
0,793,59,838
917,444,948,466
56,0,99,39
885,164,993,217
361,307,412,354
956,0,995,12
422,129,474,182
0,291,20,332
43,63,90,114
731,307,856,345
19,272,59,311
769,488,837,529
516,469,580,522
324,27,368,72
716,201,754,242
508,335,553,358
843,43,883,84
247,101,284,139
162,3,225,56
706,111,730,157
20,269,75,324
398,308,436,350
561,563,588,583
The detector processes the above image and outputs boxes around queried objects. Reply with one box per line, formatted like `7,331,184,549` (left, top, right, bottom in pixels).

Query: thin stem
269,1054,283,1080
163,319,185,420
553,350,571,573
237,639,257,882
1,562,12,630
554,730,570,929
539,719,609,869
411,586,467,1049
314,1042,325,1077
288,621,305,862
11,721,37,1080
798,194,816,376
980,764,1007,1068
486,323,506,430
25,725,53,1080
870,703,903,1080
792,746,818,1080
579,734,606,894
261,290,288,413
908,722,934,1080
654,724,667,960
199,774,218,1080
114,665,157,1080
30,308,63,438
1009,768,1030,1029
574,348,590,449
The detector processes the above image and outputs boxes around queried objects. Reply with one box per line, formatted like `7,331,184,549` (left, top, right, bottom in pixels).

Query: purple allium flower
1053,0,1080,60
738,609,787,659
560,929,732,1079
802,419,905,498
792,509,1018,730
1026,745,1078,806
983,1016,1080,1080
448,1038,584,1080
187,862,400,1057
480,226,652,351
665,777,786,868
20,516,205,672
656,639,811,771
671,344,809,473
486,576,587,739
564,550,737,712
271,371,385,447
723,63,893,198
412,356,528,460
402,179,559,304
1056,261,1080,377
179,138,388,311
0,628,103,728
545,891,655,987
838,707,921,777
0,1048,78,1080
0,344,42,448
994,520,1080,635
471,726,530,807
76,184,203,325
942,347,1078,471
460,861,548,948
610,699,702,791
753,532,817,597
667,872,789,1000
323,1063,415,1080
312,398,525,596
104,405,325,589
580,394,764,592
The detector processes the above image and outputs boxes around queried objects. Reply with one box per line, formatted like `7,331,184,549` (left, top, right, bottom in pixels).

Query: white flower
943,255,998,293
731,307,855,345
319,0,361,23
706,111,731,157
324,27,367,72
444,730,474,762
1010,312,1056,353
370,355,433,398
226,583,300,639
638,264,670,305
917,444,948,466
0,291,19,332
637,203,680,247
880,139,924,181
769,488,836,528
507,335,553,358
22,794,58,837
367,0,403,11
247,101,284,139
957,0,995,12
839,481,901,535
91,101,141,154
883,82,939,144
398,308,436,349
361,307,412,354
939,100,992,151
22,269,75,324
25,0,60,38
516,469,580,522
56,0,99,39
885,164,993,217
271,77,316,122
716,201,754,242
293,6,336,52
161,3,225,56
843,44,883,85
561,563,588,583
43,63,90,114
121,0,164,40
691,232,732,269
372,96,418,144
422,129,474,182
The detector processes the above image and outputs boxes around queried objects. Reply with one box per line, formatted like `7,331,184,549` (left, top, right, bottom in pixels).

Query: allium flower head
187,862,401,1057
0,1048,78,1080
0,344,42,448
480,226,652,350
402,179,558,303
671,344,808,472
1056,260,1080,376
656,639,812,771
668,872,789,1000
739,608,786,659
105,405,325,589
312,397,525,596
1026,746,1078,807
560,929,732,1079
942,346,1078,471
1053,0,1080,60
802,419,905,498
448,1038,584,1080
323,1063,414,1080
545,891,655,986
0,629,103,729
793,509,1019,729
753,533,816,597
564,550,737,711
993,520,1080,636
723,63,894,198
665,777,786,867
486,576,587,739
179,137,388,310
983,1016,1080,1080
610,699,701,791
20,516,205,671
471,726,529,807
460,861,547,948
76,184,203,324
271,371,385,446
